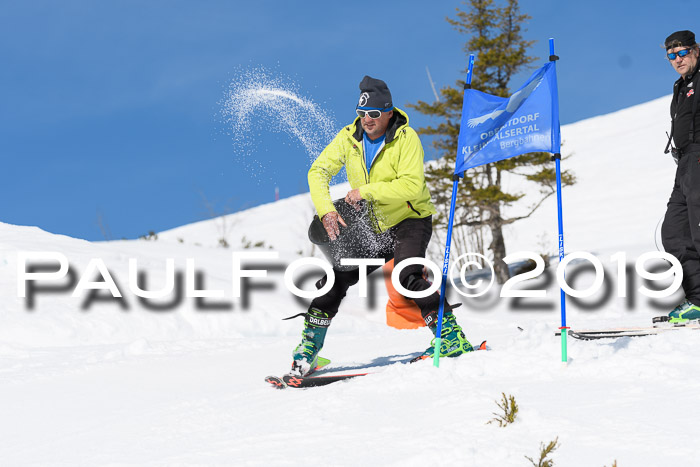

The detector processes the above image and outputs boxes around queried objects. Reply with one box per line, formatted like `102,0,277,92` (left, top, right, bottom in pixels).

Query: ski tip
409,355,429,364
265,375,287,389
477,340,487,351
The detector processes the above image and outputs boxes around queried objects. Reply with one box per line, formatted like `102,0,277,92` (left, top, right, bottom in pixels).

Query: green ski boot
668,299,700,324
290,308,331,377
415,309,474,361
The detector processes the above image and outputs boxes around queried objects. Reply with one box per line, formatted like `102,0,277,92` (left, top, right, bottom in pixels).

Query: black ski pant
310,216,442,319
661,147,700,307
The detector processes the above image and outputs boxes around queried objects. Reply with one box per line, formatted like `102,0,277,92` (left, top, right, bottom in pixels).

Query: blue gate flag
455,61,561,174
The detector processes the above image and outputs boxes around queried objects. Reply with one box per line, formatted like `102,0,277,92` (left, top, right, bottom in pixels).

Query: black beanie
357,75,393,110
665,30,696,50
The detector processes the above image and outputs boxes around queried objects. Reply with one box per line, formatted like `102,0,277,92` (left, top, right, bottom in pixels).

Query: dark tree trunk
488,211,510,285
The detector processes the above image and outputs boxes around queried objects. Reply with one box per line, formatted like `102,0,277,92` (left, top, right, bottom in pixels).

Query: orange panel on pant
382,259,426,329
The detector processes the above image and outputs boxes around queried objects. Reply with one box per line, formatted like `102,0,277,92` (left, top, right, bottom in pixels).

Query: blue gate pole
548,38,567,364
433,54,475,367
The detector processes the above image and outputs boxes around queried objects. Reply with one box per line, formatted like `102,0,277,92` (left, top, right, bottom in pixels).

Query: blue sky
0,0,690,241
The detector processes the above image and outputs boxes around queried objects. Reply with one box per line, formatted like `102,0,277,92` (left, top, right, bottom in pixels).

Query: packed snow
2,95,699,466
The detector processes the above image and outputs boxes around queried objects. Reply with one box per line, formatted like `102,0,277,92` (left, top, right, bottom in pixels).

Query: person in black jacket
662,30,700,322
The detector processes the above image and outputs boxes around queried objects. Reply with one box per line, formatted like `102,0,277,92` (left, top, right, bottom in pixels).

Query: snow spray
220,67,338,174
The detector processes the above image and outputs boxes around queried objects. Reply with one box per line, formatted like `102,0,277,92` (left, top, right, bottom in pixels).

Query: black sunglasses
667,48,693,60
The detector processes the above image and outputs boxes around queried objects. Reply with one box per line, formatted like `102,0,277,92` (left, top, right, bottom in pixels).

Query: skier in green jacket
289,76,474,377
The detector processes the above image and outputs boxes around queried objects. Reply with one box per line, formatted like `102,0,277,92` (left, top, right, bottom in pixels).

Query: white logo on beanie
358,92,369,107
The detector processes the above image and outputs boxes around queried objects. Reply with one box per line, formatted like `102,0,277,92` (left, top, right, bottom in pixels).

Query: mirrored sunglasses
667,48,693,60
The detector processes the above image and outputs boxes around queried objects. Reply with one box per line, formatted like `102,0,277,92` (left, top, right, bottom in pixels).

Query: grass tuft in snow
487,392,519,427
525,437,559,467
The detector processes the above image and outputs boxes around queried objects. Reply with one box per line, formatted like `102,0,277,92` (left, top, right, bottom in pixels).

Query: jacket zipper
406,201,421,216
357,142,383,232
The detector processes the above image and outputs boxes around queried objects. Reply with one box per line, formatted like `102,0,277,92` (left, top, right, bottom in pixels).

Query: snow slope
2,95,699,466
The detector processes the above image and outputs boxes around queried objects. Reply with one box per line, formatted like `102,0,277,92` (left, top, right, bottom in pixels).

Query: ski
266,341,488,389
282,372,368,388
264,356,332,389
265,371,368,389
556,319,700,340
264,375,287,389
